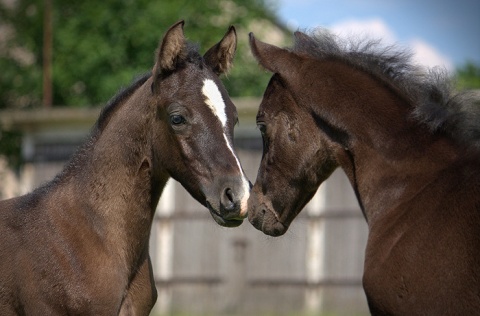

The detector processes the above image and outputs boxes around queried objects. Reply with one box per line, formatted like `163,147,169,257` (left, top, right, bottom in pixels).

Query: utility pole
42,0,52,108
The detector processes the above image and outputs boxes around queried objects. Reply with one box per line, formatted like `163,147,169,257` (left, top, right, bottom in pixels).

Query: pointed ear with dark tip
293,31,311,45
152,20,186,89
293,31,316,54
249,32,300,74
203,26,237,76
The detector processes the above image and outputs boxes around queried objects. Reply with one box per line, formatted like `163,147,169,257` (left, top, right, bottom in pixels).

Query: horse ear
249,32,297,74
152,20,186,84
294,31,311,44
203,26,237,76
293,31,317,55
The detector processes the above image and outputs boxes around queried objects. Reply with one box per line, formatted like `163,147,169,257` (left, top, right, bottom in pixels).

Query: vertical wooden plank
42,0,53,108
152,180,175,315
305,185,327,312
222,238,248,312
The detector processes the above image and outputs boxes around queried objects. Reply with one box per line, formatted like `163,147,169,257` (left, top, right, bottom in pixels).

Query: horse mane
293,29,480,150
95,72,152,133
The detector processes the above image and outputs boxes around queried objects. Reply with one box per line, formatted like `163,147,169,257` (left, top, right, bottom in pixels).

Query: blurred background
0,0,479,315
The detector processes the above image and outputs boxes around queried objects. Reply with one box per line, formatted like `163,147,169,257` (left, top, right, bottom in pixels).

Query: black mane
294,29,480,150
32,74,151,192
95,72,151,132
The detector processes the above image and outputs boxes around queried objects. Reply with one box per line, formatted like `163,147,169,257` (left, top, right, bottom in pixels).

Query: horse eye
257,122,269,150
170,114,186,125
257,122,267,134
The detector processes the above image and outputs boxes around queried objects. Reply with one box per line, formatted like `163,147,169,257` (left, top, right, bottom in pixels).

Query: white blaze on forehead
202,79,227,127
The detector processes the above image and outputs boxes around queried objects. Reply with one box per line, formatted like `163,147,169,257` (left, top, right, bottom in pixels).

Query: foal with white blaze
0,21,250,315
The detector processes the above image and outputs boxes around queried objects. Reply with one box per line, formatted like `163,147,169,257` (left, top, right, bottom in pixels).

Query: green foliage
0,125,22,171
455,61,480,90
0,0,284,109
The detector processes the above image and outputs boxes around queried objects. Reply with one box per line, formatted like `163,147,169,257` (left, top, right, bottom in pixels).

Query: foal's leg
119,256,157,316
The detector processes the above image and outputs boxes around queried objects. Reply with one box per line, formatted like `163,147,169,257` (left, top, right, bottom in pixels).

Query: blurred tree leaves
0,0,287,109
0,124,22,171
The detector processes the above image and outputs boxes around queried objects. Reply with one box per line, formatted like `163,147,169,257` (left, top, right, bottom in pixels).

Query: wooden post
152,180,175,315
305,188,327,313
42,0,53,108
223,238,248,313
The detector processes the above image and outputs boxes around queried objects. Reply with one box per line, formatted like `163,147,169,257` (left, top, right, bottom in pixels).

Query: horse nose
221,187,238,213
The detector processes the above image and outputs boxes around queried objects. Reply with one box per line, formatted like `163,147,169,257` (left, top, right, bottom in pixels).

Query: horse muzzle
247,195,288,236
205,177,251,228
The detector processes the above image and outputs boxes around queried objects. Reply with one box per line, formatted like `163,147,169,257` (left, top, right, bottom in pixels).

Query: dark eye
257,122,266,134
257,121,269,150
170,114,186,126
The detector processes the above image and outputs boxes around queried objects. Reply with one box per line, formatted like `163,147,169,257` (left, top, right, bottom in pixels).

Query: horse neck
340,137,459,223
60,83,167,264
307,61,461,224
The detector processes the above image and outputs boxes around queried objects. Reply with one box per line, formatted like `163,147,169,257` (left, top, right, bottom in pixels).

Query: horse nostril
225,188,234,203
222,188,236,212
